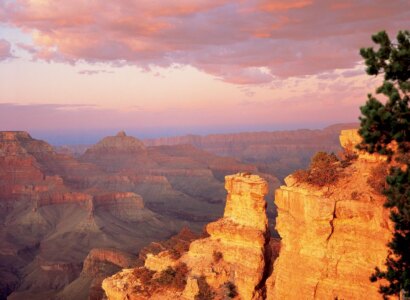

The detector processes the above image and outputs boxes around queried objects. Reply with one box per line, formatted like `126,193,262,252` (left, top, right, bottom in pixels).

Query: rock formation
3,128,393,300
101,129,393,300
92,192,146,221
58,248,139,300
102,173,271,300
86,131,146,154
79,132,277,225
144,123,359,180
1,130,274,299
80,131,150,172
185,173,270,300
266,129,392,299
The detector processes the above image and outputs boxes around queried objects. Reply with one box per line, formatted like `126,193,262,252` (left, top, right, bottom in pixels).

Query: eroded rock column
186,173,270,300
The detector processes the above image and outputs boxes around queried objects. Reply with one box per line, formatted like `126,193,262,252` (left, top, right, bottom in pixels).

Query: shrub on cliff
132,263,189,294
155,263,189,291
358,30,410,298
195,276,215,300
339,142,359,167
223,281,238,298
367,162,389,194
292,151,341,187
212,251,223,263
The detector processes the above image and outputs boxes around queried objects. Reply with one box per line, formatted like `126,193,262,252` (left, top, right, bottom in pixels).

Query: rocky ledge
266,129,392,299
102,172,271,300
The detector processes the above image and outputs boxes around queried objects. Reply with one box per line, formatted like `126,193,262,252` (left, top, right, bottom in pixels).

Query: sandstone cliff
266,129,392,299
101,130,392,300
102,173,272,300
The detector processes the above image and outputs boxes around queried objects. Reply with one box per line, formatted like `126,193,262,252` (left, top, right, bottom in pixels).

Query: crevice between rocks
326,201,338,242
255,230,275,299
313,281,320,299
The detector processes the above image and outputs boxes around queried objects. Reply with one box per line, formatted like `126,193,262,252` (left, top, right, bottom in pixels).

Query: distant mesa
0,131,32,141
83,131,146,154
116,130,127,137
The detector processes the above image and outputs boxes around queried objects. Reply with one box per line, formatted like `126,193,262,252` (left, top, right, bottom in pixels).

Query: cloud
78,69,114,75
0,0,408,83
0,39,13,60
340,68,365,78
16,42,38,54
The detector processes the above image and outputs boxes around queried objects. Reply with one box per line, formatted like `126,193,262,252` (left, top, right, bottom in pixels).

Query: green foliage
358,30,410,157
359,30,410,298
292,151,341,187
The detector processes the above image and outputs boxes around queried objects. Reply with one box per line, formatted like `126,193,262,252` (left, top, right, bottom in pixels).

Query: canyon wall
102,173,272,300
2,130,275,299
266,129,392,299
102,130,392,300
144,123,358,179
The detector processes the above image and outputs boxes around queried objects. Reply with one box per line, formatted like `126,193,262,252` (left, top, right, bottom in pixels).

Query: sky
0,0,409,144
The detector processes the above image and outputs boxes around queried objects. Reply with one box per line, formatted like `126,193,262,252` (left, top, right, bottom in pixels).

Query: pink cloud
0,0,408,83
258,0,313,12
78,69,114,75
0,39,13,60
16,42,37,54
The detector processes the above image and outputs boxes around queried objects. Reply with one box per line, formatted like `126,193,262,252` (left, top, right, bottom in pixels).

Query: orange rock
82,248,138,277
340,129,387,162
144,251,178,272
102,173,271,300
266,129,392,300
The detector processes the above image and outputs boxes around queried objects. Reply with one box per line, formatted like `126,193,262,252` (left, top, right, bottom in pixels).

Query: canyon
103,129,391,300
102,172,275,300
58,123,358,181
144,123,358,180
0,131,275,299
0,127,391,299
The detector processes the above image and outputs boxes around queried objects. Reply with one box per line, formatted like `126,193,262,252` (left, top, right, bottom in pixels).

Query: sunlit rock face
266,129,392,300
186,173,270,300
102,173,272,300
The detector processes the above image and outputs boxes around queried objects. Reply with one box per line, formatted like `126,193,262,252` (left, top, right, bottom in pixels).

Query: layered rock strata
102,173,271,300
266,129,392,299
144,123,359,179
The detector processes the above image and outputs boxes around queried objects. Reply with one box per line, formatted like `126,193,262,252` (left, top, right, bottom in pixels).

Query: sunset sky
0,0,409,144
